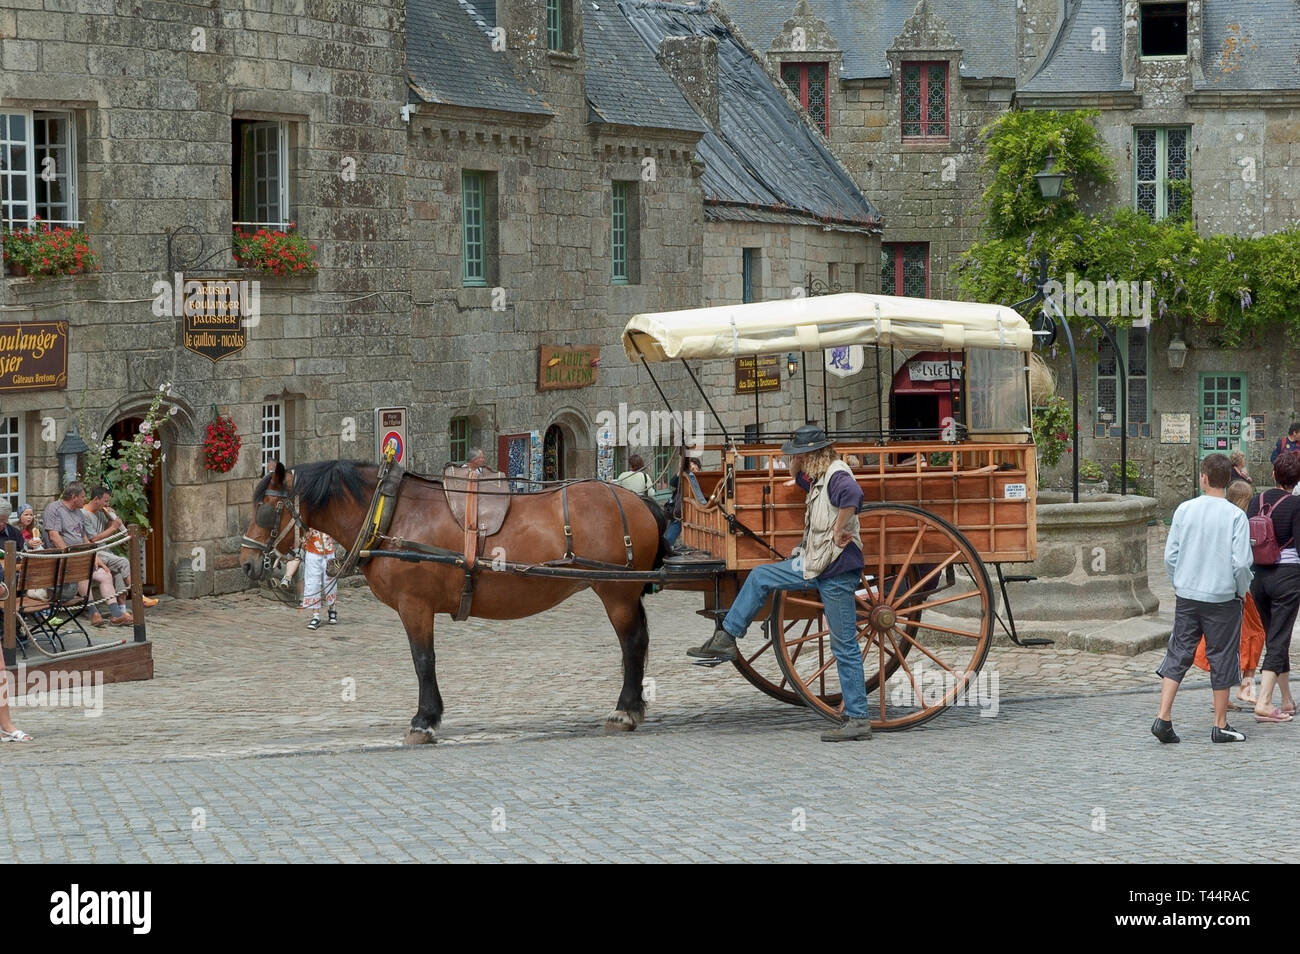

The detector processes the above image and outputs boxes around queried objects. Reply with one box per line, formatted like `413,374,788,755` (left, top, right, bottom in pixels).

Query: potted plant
1078,458,1108,494
232,222,318,276
1110,459,1144,495
3,218,99,279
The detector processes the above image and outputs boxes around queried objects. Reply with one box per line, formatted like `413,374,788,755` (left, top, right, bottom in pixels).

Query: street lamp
1167,331,1188,370
1033,151,1066,201
1017,151,1131,501
786,353,799,378
57,421,89,484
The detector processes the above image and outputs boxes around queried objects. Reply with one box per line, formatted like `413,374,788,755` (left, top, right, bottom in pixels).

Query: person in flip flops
1245,451,1300,722
1152,453,1254,744
0,663,32,742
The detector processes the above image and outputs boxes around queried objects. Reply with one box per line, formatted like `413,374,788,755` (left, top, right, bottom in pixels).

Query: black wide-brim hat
781,424,834,456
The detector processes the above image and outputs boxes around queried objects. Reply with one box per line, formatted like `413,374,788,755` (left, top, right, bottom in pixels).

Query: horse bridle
241,476,309,572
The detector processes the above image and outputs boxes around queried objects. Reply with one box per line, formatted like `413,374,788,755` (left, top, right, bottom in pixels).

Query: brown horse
240,460,666,743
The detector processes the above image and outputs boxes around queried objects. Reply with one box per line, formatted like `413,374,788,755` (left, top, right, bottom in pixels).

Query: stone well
1003,492,1160,621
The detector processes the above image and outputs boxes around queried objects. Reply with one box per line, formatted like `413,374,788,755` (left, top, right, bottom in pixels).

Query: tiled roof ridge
455,0,496,38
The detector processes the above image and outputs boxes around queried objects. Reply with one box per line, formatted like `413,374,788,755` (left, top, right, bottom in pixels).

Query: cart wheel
748,563,923,706
770,504,993,731
731,626,814,706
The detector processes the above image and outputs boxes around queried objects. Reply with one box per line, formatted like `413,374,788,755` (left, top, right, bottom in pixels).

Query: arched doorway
543,424,565,481
107,417,165,595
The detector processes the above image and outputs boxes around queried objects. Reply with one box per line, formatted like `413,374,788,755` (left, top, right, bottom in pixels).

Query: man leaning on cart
688,425,873,742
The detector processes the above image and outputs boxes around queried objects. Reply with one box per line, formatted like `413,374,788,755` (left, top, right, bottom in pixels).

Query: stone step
1009,612,1173,656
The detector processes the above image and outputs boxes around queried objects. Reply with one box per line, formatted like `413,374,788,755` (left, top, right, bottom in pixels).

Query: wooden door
108,418,164,594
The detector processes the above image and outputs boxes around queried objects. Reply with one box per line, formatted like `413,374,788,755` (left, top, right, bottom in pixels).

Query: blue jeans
722,557,867,719
664,520,682,547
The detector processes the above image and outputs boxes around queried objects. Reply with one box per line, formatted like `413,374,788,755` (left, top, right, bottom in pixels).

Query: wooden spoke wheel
770,504,993,731
739,564,924,707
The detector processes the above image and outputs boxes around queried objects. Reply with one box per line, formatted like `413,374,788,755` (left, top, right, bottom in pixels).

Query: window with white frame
233,119,290,230
261,402,284,472
1,110,78,228
1,415,24,517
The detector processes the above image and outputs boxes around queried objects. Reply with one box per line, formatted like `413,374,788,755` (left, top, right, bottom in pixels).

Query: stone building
1,0,881,596
721,0,1300,508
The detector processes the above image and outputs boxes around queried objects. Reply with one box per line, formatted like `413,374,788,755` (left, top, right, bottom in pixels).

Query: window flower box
232,223,318,276
2,219,99,278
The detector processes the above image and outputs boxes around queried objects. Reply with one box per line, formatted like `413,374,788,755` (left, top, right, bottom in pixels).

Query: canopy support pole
679,357,732,445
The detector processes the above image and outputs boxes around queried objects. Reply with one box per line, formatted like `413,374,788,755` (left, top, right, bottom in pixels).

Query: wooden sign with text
0,321,69,392
538,345,599,390
735,355,781,394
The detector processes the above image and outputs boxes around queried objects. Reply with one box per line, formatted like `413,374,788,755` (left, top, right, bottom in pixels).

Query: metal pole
822,353,829,430
801,351,810,423
679,358,732,445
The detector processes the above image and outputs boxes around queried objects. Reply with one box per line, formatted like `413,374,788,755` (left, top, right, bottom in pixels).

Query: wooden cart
623,292,1040,729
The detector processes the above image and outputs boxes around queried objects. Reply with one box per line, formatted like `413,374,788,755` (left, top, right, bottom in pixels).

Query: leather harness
337,449,639,622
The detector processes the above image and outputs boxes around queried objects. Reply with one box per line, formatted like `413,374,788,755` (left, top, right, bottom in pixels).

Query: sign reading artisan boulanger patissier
0,321,69,392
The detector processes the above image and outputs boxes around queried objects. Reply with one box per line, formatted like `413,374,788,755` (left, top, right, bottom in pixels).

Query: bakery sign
0,321,69,392
152,275,255,362
538,344,599,390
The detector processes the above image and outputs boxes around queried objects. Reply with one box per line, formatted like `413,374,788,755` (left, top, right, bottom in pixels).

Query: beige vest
799,459,862,580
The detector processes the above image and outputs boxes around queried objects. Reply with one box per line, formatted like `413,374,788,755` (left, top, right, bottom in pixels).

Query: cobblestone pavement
3,524,1297,862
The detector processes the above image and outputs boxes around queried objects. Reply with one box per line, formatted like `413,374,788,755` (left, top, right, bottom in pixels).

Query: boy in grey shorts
1153,453,1254,743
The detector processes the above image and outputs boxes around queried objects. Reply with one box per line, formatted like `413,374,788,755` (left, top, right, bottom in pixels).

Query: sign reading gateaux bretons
0,321,69,392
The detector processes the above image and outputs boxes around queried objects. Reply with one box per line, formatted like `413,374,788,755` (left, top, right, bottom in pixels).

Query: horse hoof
403,728,437,745
604,709,641,733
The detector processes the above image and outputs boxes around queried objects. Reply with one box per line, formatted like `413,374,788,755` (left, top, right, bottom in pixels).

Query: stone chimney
658,34,720,127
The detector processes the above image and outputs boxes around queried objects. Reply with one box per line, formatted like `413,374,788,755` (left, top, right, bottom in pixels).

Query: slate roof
584,0,711,131
406,0,551,115
620,0,880,227
720,0,1018,80
1022,0,1300,93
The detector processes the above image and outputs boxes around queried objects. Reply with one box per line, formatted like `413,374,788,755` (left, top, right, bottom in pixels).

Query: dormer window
901,62,948,141
547,0,575,53
780,62,829,136
1140,3,1187,58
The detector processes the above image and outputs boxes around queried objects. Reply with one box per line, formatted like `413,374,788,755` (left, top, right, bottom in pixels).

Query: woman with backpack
1245,451,1300,723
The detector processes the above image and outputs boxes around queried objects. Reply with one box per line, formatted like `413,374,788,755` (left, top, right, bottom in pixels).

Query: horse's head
241,461,301,581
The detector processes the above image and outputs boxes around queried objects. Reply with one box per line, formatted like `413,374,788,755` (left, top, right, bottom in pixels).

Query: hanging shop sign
0,321,69,392
539,345,599,390
735,355,781,394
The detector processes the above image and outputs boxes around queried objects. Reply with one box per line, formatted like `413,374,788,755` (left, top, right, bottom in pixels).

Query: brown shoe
141,596,159,608
91,612,107,627
110,612,135,626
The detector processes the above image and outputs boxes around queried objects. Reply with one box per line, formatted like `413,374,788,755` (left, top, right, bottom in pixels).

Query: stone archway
95,390,198,596
546,408,594,478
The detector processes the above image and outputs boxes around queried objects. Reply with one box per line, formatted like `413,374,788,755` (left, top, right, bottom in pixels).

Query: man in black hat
688,425,872,741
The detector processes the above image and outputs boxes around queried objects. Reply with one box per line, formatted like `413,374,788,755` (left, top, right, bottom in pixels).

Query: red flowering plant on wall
232,221,318,276
204,410,242,473
2,218,99,278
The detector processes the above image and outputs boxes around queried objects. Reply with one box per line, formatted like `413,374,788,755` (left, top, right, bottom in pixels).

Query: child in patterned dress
301,528,339,630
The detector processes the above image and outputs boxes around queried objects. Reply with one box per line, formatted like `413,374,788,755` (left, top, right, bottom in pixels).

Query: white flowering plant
78,384,173,531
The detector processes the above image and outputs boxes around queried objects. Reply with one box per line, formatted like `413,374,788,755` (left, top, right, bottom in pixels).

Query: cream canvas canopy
622,293,1033,362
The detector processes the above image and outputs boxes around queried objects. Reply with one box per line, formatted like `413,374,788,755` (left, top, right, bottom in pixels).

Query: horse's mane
291,460,371,509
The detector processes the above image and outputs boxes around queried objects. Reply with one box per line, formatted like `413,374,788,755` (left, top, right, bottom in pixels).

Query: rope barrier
18,530,131,559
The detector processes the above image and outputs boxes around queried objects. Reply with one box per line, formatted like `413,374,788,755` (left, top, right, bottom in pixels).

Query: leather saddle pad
443,466,512,537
